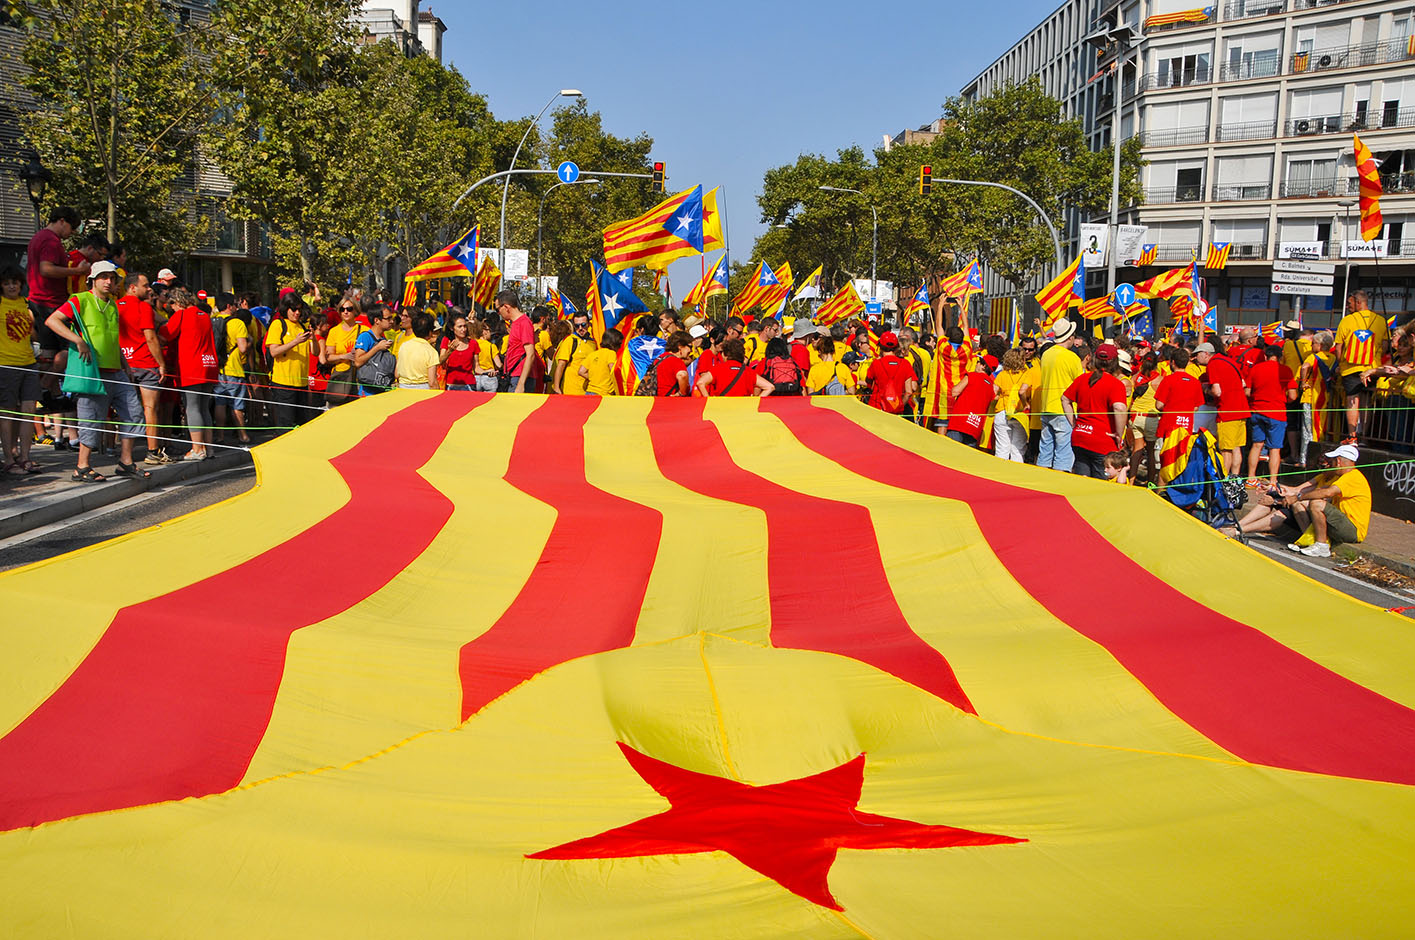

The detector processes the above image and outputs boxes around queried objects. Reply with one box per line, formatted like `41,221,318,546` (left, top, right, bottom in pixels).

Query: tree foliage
752,77,1143,296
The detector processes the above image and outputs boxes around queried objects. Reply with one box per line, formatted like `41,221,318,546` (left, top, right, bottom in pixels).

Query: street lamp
1083,24,1144,293
500,88,582,273
818,185,877,302
537,177,601,287
1338,198,1357,313
20,153,51,229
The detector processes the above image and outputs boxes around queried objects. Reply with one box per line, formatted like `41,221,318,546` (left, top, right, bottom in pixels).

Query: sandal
22,460,42,474
71,466,106,483
114,462,152,479
1,463,24,476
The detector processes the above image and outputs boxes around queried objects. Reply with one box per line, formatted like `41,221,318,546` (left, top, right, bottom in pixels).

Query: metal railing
1216,119,1277,141
1287,106,1415,136
1137,66,1213,91
1289,37,1415,74
1281,173,1415,198
1144,184,1206,203
1223,0,1285,19
1211,183,1272,201
1139,125,1209,147
1221,241,1269,260
1154,245,1200,261
1218,59,1283,82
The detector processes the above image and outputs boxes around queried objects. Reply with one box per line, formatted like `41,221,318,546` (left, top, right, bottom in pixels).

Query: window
1288,87,1343,134
1286,156,1339,195
1145,99,1209,143
1212,219,1268,256
1215,156,1273,198
1224,31,1282,79
1218,92,1276,139
1153,41,1212,86
1229,279,1277,310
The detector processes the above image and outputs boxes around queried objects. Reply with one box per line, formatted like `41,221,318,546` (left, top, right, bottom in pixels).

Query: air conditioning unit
1295,119,1312,134
1317,54,1334,67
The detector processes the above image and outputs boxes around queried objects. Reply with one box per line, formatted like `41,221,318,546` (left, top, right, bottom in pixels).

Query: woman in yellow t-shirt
323,296,363,406
580,327,622,396
805,335,856,395
990,349,1029,462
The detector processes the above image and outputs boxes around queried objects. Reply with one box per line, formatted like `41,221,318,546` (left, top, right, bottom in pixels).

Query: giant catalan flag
602,186,724,273
2,394,1415,936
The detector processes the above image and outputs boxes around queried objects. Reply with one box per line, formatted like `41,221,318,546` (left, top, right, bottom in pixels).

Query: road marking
1248,539,1415,607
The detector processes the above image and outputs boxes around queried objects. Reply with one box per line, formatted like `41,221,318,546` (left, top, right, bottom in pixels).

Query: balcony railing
1144,184,1206,203
1140,125,1209,146
1280,177,1344,197
1286,106,1415,137
1211,183,1272,201
1223,0,1285,19
1216,119,1277,141
1137,66,1213,92
1289,37,1415,75
1217,59,1283,82
1223,241,1269,260
1155,245,1201,262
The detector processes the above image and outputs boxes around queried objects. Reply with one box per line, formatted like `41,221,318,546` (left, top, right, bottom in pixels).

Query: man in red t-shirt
655,331,692,396
116,273,168,461
67,233,109,299
1245,342,1296,486
497,289,539,392
1062,344,1128,477
788,319,816,374
946,366,995,446
26,208,88,448
1201,341,1250,477
865,332,918,415
1154,347,1206,438
694,337,773,396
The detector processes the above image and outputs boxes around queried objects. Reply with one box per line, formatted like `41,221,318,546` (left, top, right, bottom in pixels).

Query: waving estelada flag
1354,134,1384,241
587,260,649,342
1033,254,1084,332
546,287,564,319
903,284,930,320
1135,243,1158,266
730,260,781,316
471,254,502,310
684,254,729,309
760,262,794,317
939,260,984,317
405,225,479,282
557,289,578,319
814,281,865,327
2,394,1415,935
602,185,723,273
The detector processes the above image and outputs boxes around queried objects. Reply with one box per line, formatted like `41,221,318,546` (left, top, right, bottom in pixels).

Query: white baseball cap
1324,443,1359,461
88,260,120,280
157,268,177,281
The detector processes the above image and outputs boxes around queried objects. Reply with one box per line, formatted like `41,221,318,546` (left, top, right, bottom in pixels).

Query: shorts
1323,501,1360,544
1341,372,1368,397
29,301,62,352
1142,414,1159,443
0,362,40,408
1216,419,1247,450
74,369,143,449
215,375,247,410
130,367,164,389
1251,414,1286,450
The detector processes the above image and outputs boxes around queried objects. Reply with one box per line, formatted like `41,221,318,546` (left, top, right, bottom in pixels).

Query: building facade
958,0,1415,331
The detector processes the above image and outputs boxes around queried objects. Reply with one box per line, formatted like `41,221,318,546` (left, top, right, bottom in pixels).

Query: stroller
1160,427,1244,538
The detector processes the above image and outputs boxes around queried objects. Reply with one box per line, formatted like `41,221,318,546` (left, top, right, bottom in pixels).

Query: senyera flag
471,254,502,310
1354,133,1384,241
602,185,724,273
405,225,479,282
2,395,1414,936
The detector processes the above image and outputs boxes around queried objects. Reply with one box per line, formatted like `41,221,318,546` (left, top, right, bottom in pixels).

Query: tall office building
960,0,1414,329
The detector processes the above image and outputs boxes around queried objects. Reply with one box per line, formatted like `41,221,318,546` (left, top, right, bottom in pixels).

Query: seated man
1232,443,1369,557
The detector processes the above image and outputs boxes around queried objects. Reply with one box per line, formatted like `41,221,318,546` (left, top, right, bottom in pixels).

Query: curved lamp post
818,185,878,301
500,88,582,272
537,177,601,287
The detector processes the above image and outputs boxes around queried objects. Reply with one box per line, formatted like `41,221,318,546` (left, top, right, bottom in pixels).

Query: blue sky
440,0,1059,294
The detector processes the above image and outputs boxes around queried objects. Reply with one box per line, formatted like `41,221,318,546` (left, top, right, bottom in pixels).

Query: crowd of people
1,207,1386,558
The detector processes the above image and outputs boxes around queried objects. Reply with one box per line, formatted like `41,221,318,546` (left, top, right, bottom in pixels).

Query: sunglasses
340,306,356,312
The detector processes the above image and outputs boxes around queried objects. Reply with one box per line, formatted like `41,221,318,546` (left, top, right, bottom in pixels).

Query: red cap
879,331,899,348
278,287,297,298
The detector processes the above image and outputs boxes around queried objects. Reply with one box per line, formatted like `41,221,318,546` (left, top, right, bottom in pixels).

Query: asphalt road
1,468,1412,617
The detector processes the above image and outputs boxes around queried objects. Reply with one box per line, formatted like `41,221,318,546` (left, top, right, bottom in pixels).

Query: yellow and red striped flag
1136,261,1197,301
813,281,865,326
684,254,729,309
1205,241,1231,271
602,185,724,273
400,278,417,309
404,225,479,282
1354,133,1384,241
1143,6,1212,27
2,395,1415,934
1135,244,1158,266
1079,296,1113,320
759,262,794,317
730,260,782,316
471,254,502,310
903,284,930,319
1033,253,1085,332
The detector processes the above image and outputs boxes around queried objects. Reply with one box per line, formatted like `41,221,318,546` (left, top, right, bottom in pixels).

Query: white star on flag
455,243,476,259
674,212,695,233
602,292,623,318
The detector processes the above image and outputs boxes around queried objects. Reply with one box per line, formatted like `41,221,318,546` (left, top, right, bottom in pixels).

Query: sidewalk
0,432,264,541
1342,513,1415,578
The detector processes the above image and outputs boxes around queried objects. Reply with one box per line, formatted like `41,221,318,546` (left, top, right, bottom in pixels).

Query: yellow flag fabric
2,394,1415,937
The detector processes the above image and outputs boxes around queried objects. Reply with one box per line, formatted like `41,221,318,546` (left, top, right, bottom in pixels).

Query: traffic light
652,161,665,193
919,165,932,196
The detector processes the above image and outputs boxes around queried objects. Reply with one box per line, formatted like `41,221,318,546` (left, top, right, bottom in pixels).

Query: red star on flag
528,742,1024,910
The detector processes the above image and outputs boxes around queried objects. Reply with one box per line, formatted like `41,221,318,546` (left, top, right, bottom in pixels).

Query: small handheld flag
1135,244,1158,266
471,255,502,310
903,284,930,319
814,282,865,327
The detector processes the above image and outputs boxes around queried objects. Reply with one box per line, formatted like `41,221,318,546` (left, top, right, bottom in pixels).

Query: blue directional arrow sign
1114,283,1136,307
556,161,580,184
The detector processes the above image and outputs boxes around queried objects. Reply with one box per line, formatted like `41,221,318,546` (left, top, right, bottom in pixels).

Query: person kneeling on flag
1230,443,1370,556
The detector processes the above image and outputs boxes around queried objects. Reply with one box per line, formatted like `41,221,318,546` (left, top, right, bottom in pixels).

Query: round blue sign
1114,283,1136,306
556,161,580,184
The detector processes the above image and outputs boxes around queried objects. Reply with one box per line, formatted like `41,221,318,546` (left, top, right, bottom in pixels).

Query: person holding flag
497,289,540,393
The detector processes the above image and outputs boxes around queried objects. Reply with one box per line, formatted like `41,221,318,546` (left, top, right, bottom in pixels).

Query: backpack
874,357,909,414
354,331,396,391
211,314,229,370
763,355,803,396
634,354,663,396
816,363,850,396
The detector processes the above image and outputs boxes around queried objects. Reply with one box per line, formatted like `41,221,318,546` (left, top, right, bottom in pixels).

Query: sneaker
1287,542,1303,552
144,449,172,465
33,433,54,446
1298,542,1332,558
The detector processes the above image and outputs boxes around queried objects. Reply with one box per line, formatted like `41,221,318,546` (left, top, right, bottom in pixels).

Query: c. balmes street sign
1273,258,1336,274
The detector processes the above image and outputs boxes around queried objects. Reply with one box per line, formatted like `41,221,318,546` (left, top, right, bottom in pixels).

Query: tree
19,0,214,262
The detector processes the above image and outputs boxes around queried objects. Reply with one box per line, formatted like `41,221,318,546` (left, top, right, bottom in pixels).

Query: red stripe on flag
0,394,483,831
458,396,663,719
646,398,975,714
766,400,1415,785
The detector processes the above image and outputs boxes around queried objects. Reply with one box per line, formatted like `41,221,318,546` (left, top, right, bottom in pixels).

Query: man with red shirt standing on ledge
26,206,88,451
1198,340,1249,478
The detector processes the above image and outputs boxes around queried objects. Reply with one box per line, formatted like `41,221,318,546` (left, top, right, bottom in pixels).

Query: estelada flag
3,396,1415,935
1033,253,1084,332
405,225,479,282
1354,133,1384,241
1135,244,1158,266
602,185,724,273
1205,241,1232,271
684,254,729,308
730,260,781,317
813,281,865,327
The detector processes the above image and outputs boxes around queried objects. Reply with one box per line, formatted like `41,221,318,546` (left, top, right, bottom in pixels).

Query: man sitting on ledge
1228,443,1370,558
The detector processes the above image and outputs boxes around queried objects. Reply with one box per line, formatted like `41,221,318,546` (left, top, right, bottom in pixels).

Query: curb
0,448,253,541
1337,545,1415,581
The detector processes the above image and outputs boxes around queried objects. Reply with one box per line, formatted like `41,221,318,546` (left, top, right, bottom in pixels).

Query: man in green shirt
44,261,147,482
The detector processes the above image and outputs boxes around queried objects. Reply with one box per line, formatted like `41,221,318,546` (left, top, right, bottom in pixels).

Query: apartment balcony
1223,241,1269,261
1217,60,1282,82
1216,119,1277,141
1280,173,1415,198
1222,0,1285,19
1144,184,1206,203
1289,37,1415,75
1286,106,1415,137
1140,125,1210,146
1154,245,1200,262
1211,182,1273,201
1137,66,1213,92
